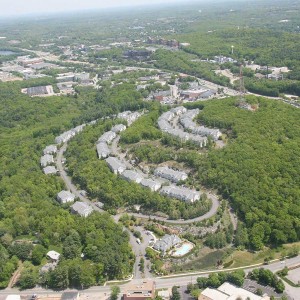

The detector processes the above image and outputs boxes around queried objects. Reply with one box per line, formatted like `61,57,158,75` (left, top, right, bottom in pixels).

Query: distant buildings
117,111,143,126
55,124,86,144
21,85,54,97
57,190,75,204
158,107,209,146
153,234,182,254
124,281,155,300
71,201,93,217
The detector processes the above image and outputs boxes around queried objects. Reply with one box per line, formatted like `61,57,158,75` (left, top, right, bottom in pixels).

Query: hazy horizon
0,0,246,17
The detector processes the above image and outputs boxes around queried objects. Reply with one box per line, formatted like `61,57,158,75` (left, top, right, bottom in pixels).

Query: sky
0,0,192,17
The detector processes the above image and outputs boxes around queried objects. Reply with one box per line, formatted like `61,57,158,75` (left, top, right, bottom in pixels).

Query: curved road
57,142,220,225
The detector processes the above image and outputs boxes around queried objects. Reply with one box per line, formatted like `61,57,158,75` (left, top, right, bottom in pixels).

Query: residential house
71,201,93,217
154,167,188,183
98,131,116,144
43,166,58,175
96,142,111,159
140,179,162,192
121,170,144,183
153,234,182,254
111,124,127,133
160,186,200,203
43,145,57,155
47,250,60,262
57,190,75,204
40,154,54,167
105,157,126,174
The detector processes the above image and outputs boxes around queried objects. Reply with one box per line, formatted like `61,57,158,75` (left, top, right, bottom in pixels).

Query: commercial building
124,281,155,300
154,167,188,183
160,185,200,203
57,190,75,204
199,282,269,300
22,85,54,97
105,157,126,174
71,201,93,217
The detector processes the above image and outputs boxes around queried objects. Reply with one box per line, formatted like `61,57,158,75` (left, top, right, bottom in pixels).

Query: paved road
2,256,300,298
56,143,104,213
57,144,145,279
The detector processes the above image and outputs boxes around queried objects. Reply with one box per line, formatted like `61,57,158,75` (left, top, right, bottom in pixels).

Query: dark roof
61,292,79,300
27,86,48,96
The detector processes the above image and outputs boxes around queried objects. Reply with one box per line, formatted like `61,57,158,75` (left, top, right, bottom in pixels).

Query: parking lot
286,267,300,285
243,279,287,299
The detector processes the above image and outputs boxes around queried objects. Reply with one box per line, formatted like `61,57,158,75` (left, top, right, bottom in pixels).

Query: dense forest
178,29,300,69
195,97,300,250
0,81,141,288
152,50,230,86
128,97,300,250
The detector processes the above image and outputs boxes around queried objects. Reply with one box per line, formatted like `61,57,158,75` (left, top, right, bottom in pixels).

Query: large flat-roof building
22,85,54,97
124,281,155,300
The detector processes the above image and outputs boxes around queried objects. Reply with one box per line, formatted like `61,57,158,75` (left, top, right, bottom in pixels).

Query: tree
110,286,120,300
9,243,33,261
171,286,180,300
18,268,38,289
31,245,47,265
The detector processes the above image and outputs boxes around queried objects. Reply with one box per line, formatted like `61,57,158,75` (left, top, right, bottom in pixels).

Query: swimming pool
172,242,194,257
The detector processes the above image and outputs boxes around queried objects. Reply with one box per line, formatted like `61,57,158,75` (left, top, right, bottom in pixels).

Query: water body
0,50,16,56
